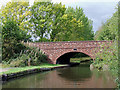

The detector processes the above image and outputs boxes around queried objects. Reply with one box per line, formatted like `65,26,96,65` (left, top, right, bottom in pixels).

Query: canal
2,62,116,88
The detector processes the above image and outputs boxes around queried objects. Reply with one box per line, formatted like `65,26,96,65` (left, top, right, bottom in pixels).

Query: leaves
53,7,93,41
30,1,53,41
2,20,31,61
0,1,32,32
94,9,118,40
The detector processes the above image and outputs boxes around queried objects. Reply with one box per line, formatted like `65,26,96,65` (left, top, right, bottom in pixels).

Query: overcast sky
0,0,119,33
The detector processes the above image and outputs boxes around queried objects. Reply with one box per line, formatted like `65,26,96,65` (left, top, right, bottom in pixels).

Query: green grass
70,60,81,63
0,63,2,68
0,63,67,75
70,57,91,63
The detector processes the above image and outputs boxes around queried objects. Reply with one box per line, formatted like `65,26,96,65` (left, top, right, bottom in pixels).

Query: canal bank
1,64,70,81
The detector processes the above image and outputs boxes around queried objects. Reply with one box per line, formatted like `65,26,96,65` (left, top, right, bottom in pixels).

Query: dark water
2,63,116,88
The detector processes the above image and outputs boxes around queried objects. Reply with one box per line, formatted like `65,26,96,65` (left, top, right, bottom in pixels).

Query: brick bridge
25,41,112,64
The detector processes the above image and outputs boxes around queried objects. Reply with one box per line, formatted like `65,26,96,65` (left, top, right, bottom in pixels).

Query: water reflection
2,63,117,88
57,64,92,82
2,72,48,88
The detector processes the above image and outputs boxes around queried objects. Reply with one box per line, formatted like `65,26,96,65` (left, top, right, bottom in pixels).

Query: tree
50,3,66,41
0,0,32,33
65,7,94,40
53,6,94,41
94,9,118,40
54,14,83,41
30,0,53,41
1,0,32,61
30,2,93,42
2,20,27,61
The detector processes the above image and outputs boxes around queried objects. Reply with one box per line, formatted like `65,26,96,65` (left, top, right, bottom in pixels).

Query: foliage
2,20,27,61
36,37,51,42
54,13,83,41
0,0,32,32
50,3,66,41
8,47,48,67
1,0,32,61
30,0,53,41
53,7,94,41
30,1,94,41
93,41,118,86
94,6,119,88
70,57,91,63
65,7,94,40
1,0,94,42
94,9,118,40
72,53,90,58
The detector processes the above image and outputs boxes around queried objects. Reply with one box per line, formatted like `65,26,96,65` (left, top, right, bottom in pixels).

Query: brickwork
24,41,113,64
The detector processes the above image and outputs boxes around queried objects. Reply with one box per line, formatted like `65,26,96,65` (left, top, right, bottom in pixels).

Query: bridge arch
55,51,93,64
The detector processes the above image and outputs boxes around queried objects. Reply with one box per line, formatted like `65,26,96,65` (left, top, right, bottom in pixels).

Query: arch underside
56,51,92,64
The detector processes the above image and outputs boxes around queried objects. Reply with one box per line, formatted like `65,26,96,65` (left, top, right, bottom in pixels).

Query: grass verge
0,63,67,75
70,57,91,63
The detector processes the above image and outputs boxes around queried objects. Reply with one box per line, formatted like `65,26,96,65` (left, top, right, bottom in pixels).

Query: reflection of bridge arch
57,64,92,81
24,41,112,64
56,51,92,64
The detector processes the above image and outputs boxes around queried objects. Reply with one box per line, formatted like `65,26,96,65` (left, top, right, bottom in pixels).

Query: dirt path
0,68,15,73
0,68,9,72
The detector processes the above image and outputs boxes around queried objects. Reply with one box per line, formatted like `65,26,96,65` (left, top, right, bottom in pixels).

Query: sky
0,0,119,33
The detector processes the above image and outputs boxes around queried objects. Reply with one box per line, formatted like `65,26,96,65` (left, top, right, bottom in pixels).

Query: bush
9,46,48,67
93,41,118,87
9,59,25,67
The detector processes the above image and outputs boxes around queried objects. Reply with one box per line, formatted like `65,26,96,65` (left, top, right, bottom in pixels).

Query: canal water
2,62,116,88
